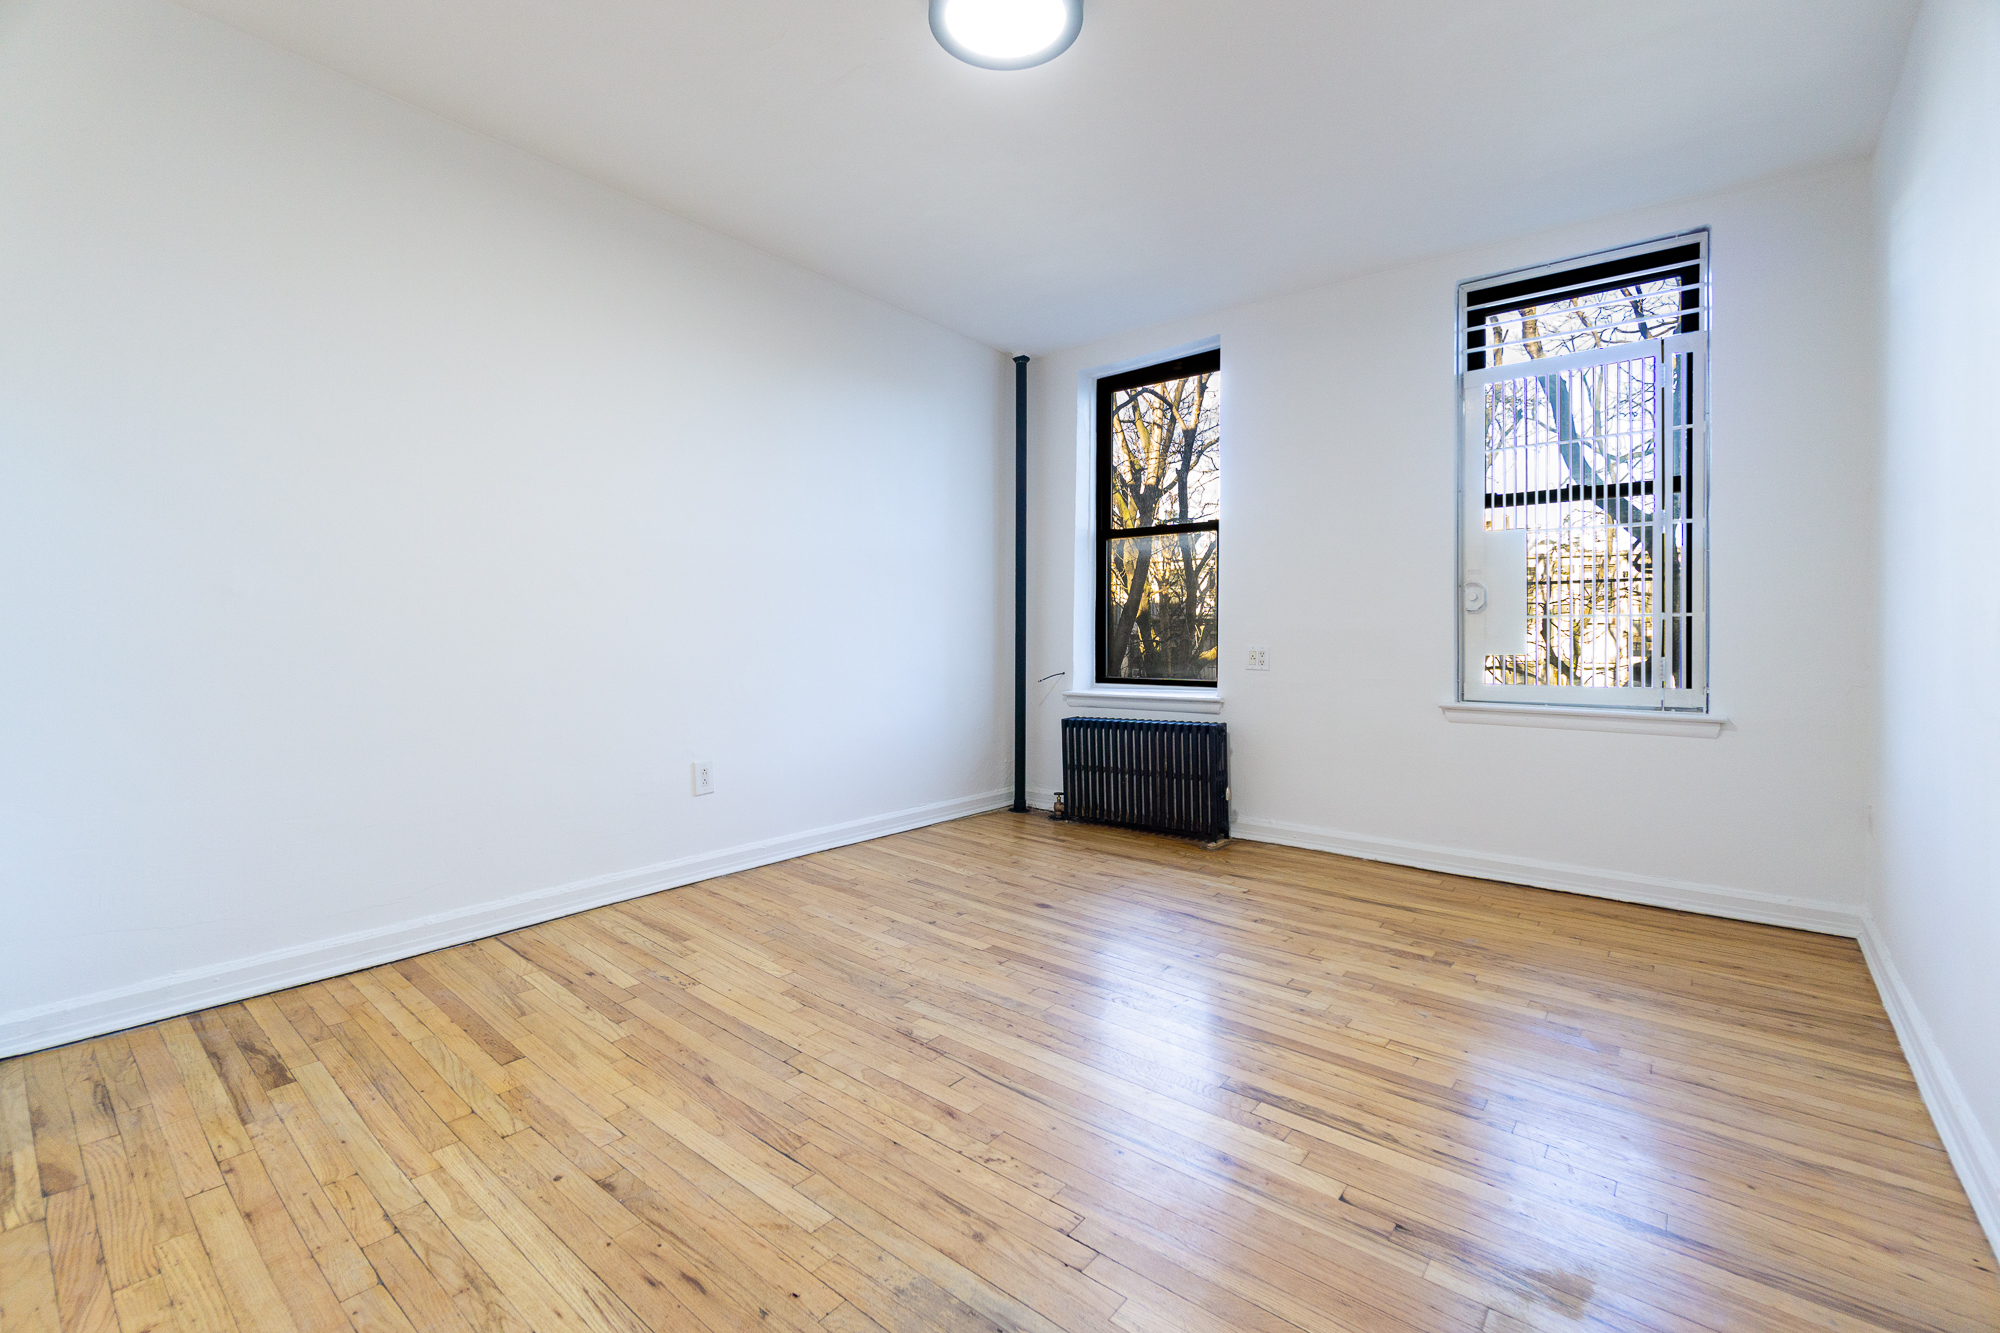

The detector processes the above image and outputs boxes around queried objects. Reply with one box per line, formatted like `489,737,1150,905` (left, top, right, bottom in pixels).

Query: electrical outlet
1247,646,1270,671
692,761,714,796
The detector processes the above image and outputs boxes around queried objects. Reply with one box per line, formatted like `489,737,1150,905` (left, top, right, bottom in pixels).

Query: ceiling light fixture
930,0,1083,70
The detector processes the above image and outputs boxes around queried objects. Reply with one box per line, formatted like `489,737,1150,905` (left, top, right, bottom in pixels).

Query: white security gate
1459,335,1706,709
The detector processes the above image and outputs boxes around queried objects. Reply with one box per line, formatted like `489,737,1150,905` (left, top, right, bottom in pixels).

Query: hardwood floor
2,811,1995,1333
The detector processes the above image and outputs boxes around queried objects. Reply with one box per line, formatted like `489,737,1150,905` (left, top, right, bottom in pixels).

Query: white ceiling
178,0,1919,352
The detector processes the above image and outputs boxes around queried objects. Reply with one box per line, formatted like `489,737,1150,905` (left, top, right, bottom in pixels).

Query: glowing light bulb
931,0,1083,69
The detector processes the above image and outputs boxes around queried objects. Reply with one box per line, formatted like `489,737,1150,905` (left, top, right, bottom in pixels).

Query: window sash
1458,331,1708,711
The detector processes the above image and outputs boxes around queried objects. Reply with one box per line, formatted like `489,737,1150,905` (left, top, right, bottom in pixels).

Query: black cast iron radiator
1060,717,1229,843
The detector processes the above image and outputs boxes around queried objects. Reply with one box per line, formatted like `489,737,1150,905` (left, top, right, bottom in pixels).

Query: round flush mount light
930,0,1083,70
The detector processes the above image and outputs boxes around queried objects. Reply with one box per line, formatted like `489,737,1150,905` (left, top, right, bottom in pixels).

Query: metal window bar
1462,235,1705,373
1466,273,1710,326
1464,253,1707,309
1472,294,1711,363
1472,282,1705,359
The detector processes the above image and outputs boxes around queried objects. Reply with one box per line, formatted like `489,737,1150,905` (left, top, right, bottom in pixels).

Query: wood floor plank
154,1114,224,1200
124,1031,199,1134
445,1118,634,1260
77,1137,154,1292
429,1140,652,1333
493,1079,622,1179
810,1237,1016,1333
340,1284,420,1333
593,1131,847,1319
310,1038,443,1176
154,1231,239,1333
360,1231,479,1333
1,1058,46,1231
245,1116,379,1300
357,970,520,1112
615,1084,832,1233
104,1109,193,1263
319,1175,396,1251
287,1064,424,1217
386,964,523,1069
156,1019,254,1162
58,1048,119,1153
1085,1249,1314,1333
262,1082,397,1253
409,1165,628,1333
385,1201,535,1333
3,812,1995,1333
341,1003,474,1128
265,1081,361,1188
87,1041,151,1134
243,995,319,1074
805,1167,1108,1333
214,1004,298,1095
109,1275,175,1333
0,1219,62,1332
218,1146,356,1333
186,1182,303,1333
42,1187,115,1333
21,1054,84,1202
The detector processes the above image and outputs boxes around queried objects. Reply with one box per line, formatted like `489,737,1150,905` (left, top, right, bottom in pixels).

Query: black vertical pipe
1012,354,1029,813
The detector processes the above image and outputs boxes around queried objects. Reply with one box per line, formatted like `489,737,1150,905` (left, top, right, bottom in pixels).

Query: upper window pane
1107,369,1219,532
1479,277,1687,368
1463,241,1702,373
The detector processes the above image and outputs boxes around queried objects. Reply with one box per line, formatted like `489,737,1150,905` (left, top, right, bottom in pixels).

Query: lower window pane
1104,532,1217,682
1483,521,1655,688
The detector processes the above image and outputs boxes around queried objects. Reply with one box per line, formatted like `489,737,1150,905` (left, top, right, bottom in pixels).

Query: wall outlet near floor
1247,646,1270,671
692,761,714,796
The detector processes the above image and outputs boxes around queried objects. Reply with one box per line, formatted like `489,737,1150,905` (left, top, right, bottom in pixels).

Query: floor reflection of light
1073,892,1235,1157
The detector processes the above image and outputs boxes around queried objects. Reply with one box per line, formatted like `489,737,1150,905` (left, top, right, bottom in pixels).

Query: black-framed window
1096,350,1220,686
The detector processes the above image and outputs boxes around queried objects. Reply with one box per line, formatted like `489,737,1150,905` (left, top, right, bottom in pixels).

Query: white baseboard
1228,815,1863,937
0,788,1012,1060
1857,914,2000,1254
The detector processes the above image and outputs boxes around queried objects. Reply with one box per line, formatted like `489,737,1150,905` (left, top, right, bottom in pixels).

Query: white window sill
1440,701,1725,738
1065,688,1223,715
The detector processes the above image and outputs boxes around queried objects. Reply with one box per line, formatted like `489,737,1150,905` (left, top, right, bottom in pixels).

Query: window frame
1095,349,1222,688
1454,230,1711,713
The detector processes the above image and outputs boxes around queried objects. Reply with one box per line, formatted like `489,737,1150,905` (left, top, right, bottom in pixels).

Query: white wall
0,0,1010,1054
1869,0,2000,1246
1027,161,1879,932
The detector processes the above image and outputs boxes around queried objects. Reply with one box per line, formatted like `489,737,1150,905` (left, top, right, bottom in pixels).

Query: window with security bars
1097,350,1220,686
1457,233,1709,710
